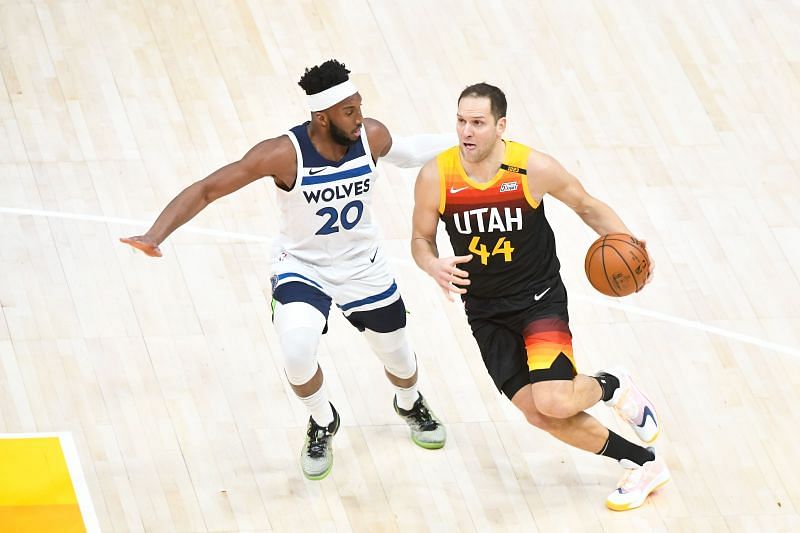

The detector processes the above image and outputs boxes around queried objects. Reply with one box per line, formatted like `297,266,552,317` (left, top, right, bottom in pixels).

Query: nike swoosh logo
450,186,469,194
638,406,657,428
369,249,378,263
308,167,327,175
534,287,550,301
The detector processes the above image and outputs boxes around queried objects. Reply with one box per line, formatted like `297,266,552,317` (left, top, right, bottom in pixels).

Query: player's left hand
637,238,655,284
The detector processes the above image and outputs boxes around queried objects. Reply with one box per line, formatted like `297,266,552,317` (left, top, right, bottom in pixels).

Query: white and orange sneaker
601,368,660,443
606,449,670,511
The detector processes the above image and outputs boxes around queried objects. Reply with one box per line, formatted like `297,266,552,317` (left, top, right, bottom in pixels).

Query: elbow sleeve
381,133,458,168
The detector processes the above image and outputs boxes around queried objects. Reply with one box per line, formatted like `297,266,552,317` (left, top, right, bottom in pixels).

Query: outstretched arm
411,159,472,301
363,118,456,168
381,133,458,168
120,136,295,256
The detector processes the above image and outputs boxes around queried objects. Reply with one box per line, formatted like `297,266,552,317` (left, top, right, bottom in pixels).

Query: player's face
327,93,364,146
456,96,506,163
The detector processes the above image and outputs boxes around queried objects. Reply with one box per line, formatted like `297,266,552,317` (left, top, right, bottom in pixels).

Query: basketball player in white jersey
121,59,451,480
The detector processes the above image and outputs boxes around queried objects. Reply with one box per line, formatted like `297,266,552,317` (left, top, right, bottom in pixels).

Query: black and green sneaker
300,404,340,480
394,393,446,449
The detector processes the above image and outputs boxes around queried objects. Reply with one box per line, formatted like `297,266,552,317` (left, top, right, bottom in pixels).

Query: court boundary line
2,205,798,359
0,206,272,242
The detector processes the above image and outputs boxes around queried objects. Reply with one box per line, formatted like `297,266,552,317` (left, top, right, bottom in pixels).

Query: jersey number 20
315,200,365,235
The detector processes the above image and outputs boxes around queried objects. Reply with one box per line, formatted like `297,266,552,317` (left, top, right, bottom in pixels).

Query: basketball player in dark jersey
411,83,669,510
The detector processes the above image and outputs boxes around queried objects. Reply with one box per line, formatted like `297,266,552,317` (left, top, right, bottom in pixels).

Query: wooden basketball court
1,1,799,531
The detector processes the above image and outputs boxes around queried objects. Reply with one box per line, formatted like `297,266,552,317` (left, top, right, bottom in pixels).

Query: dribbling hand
637,238,655,284
119,235,163,257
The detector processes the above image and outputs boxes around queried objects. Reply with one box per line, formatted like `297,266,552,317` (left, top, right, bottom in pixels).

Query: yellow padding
0,505,85,532
0,437,77,506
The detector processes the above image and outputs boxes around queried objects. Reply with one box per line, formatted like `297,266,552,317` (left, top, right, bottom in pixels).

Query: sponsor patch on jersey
499,181,518,192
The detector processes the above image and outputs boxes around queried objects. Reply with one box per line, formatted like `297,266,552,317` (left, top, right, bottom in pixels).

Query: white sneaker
300,404,340,480
601,367,660,443
394,393,446,449
606,449,670,511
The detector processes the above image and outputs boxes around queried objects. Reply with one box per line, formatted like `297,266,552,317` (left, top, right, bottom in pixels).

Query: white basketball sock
394,383,420,411
299,386,334,428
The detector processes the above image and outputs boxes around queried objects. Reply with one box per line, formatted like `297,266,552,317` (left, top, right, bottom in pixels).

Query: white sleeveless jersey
273,122,381,268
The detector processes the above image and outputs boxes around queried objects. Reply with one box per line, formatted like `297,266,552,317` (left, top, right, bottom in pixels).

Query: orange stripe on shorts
523,318,575,372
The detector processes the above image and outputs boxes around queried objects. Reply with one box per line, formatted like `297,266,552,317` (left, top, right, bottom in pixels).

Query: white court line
0,432,101,533
2,205,798,360
59,432,102,533
571,294,800,358
0,206,272,242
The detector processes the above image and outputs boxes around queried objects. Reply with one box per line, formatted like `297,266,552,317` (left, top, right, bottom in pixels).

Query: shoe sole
605,472,671,511
411,435,446,450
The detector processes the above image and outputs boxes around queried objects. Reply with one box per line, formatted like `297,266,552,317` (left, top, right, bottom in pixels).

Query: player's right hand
119,235,163,257
427,254,473,302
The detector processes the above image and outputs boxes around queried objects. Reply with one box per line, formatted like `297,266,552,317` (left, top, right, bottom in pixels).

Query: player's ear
496,116,507,135
313,111,329,127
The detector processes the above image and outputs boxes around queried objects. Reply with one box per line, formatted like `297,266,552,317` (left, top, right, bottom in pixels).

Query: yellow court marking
0,434,97,533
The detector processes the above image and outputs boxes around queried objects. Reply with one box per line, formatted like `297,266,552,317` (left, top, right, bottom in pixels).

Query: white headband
307,80,358,111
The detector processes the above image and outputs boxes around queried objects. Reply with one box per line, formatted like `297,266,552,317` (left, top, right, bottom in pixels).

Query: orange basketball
584,233,650,297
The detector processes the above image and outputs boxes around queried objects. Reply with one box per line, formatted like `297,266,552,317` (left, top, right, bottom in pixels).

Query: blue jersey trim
289,122,366,167
301,164,371,186
338,281,398,311
274,272,324,290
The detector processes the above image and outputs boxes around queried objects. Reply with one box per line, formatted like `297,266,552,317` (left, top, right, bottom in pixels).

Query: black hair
458,83,507,122
298,59,351,95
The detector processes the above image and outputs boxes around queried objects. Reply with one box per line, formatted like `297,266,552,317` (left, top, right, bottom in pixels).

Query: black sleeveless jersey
437,141,561,298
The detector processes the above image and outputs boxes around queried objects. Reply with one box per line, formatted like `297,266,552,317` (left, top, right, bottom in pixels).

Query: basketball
584,233,650,297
